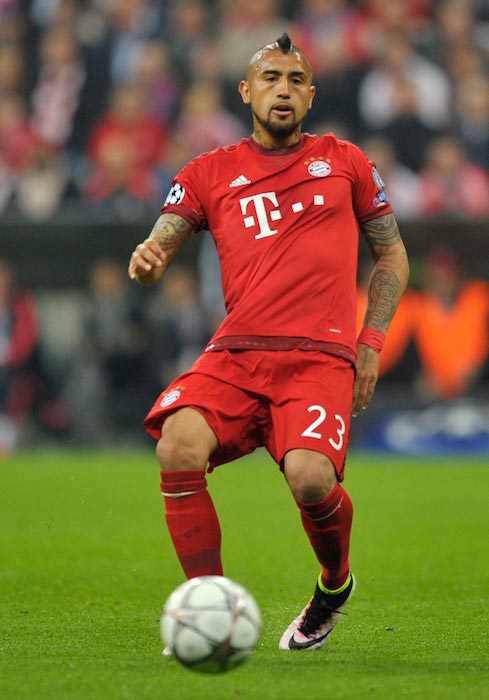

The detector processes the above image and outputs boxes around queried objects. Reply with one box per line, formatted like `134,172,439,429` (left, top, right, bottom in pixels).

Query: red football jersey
162,133,393,363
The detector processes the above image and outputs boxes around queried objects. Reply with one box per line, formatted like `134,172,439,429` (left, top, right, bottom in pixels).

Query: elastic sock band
357,326,386,353
318,571,352,595
160,470,207,496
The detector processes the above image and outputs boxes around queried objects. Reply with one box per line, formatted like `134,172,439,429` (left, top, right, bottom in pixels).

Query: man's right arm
128,213,197,285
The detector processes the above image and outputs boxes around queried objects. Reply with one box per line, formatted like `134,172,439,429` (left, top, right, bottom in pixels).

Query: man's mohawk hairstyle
247,32,311,79
276,32,292,54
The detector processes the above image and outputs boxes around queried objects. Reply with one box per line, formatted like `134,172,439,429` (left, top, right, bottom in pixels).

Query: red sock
160,470,223,578
296,482,353,590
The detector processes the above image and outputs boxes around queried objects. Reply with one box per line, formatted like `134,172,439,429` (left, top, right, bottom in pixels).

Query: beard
253,109,300,139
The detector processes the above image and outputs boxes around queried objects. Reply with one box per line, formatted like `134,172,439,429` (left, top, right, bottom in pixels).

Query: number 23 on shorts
301,404,346,451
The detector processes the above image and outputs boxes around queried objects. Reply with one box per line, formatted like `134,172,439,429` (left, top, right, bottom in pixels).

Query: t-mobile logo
240,192,282,239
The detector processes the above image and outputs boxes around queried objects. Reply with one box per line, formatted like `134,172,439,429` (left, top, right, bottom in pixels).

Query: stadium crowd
1,0,489,452
2,0,489,220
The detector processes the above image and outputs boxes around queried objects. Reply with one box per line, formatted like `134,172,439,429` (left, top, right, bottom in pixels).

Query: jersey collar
247,134,306,156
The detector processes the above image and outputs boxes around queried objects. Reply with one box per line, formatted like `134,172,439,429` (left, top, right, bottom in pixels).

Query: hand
128,238,168,284
352,343,380,417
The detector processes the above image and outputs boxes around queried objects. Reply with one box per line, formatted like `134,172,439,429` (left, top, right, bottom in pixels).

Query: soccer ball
160,575,262,673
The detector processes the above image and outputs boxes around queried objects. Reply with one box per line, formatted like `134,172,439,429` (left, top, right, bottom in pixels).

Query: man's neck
251,130,302,151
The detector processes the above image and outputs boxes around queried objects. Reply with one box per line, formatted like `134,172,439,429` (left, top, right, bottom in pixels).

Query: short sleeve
348,142,394,223
160,155,209,231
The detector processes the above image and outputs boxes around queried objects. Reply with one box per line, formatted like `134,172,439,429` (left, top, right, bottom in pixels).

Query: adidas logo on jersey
229,175,251,187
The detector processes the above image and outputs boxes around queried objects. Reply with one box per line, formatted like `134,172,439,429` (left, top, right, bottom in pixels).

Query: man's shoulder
303,133,367,176
306,131,361,154
193,138,251,163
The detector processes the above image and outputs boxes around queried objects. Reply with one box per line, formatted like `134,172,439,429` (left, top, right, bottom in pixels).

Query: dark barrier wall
1,217,200,290
1,216,489,289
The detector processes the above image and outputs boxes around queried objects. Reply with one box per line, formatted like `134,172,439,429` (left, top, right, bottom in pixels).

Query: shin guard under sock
296,482,353,590
161,470,223,578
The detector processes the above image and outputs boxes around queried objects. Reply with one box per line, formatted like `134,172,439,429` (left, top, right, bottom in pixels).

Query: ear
308,85,316,110
238,80,251,105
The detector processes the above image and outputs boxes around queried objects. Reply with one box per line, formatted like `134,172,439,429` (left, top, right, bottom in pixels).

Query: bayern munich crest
307,160,332,177
160,389,181,407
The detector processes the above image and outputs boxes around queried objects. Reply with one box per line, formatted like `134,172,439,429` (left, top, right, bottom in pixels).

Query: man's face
239,49,315,140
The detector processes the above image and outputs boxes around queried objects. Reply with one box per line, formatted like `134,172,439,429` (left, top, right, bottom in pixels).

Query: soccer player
128,33,409,651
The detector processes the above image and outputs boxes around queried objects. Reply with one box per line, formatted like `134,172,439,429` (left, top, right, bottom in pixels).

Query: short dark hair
276,32,292,54
246,33,312,80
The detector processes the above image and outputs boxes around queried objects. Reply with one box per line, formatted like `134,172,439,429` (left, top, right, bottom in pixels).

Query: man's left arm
354,212,410,416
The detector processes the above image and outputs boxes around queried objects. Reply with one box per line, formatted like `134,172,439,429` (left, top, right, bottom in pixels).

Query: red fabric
87,116,166,169
356,288,415,376
31,62,85,148
160,469,207,495
297,482,353,590
0,122,42,171
161,470,223,578
162,133,393,360
419,163,489,218
83,164,158,201
5,373,36,421
291,6,376,69
145,349,354,480
357,326,386,353
5,294,38,367
204,335,356,365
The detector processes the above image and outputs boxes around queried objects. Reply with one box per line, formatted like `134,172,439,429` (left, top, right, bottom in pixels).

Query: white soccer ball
160,575,262,673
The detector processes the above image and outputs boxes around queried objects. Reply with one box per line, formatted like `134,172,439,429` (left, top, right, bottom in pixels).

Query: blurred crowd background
1,0,489,455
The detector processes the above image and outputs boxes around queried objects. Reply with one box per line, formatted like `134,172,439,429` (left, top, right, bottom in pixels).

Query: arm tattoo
359,214,409,332
364,268,403,331
149,213,196,255
359,213,401,258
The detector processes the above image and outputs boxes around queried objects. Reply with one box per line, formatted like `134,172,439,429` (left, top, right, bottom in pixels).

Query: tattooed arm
128,213,197,285
359,213,409,331
353,213,409,416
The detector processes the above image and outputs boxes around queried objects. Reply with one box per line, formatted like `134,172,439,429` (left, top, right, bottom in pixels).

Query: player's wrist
357,326,385,353
134,271,159,286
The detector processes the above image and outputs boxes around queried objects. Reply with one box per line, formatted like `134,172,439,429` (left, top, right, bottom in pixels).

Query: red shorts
144,349,354,480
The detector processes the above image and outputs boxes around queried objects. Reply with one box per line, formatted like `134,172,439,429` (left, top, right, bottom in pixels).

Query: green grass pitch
1,448,488,700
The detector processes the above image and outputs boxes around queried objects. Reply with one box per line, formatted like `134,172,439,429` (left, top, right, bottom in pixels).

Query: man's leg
284,449,353,591
157,407,222,578
280,448,354,650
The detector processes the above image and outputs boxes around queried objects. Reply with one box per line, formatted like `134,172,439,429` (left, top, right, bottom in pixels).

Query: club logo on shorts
160,389,181,407
164,182,185,206
307,160,332,178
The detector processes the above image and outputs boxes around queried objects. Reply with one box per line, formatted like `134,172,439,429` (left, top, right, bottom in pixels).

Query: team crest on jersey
160,388,182,407
164,182,185,206
307,160,332,178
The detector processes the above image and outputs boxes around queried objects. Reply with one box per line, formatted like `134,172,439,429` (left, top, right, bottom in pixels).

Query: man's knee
284,449,338,503
157,407,218,472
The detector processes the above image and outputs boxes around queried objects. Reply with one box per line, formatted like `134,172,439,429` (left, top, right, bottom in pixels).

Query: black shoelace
299,580,352,636
299,597,338,636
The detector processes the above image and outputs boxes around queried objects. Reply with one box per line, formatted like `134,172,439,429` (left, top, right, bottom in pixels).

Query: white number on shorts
301,405,346,451
328,414,346,451
301,405,327,439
